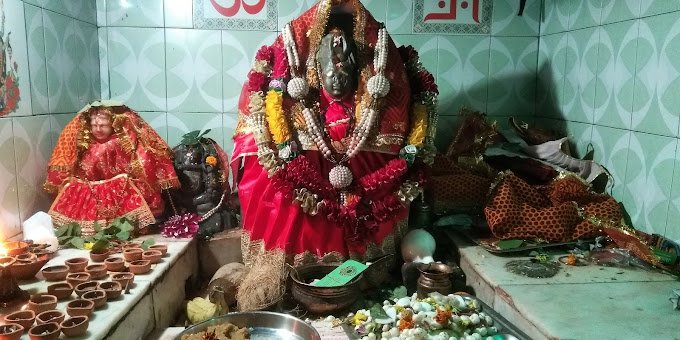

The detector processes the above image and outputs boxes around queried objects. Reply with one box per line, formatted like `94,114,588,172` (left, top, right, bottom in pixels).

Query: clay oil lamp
10,254,49,281
3,310,35,331
35,310,65,326
46,282,74,300
104,256,126,272
0,323,23,340
74,281,99,297
122,247,142,262
128,260,151,275
60,316,89,337
27,322,60,340
122,242,142,250
28,243,49,253
149,244,168,256
1,241,28,256
82,289,107,309
40,265,69,281
111,272,134,290
65,272,90,287
27,243,54,260
89,248,110,262
14,252,36,263
27,294,58,315
0,249,29,307
98,281,123,300
141,250,162,264
66,299,94,317
85,264,107,279
64,257,88,273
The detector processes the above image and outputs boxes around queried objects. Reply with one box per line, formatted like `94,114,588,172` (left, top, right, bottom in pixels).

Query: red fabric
46,107,179,234
320,89,352,142
236,147,406,257
71,136,170,215
50,174,150,224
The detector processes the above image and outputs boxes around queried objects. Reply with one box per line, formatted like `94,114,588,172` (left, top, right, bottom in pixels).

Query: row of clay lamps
0,244,168,338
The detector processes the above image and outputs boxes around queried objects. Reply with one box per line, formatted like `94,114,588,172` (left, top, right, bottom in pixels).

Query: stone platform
446,230,680,340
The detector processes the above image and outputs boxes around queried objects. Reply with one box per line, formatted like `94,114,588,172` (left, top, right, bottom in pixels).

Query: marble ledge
3,234,197,339
445,231,680,340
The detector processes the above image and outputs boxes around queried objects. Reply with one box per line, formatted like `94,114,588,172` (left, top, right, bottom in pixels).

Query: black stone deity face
317,28,357,99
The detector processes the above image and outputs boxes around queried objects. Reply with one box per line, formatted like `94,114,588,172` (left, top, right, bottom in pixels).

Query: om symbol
210,0,266,17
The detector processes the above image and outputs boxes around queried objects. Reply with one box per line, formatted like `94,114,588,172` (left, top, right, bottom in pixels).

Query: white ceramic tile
107,0,165,27
165,0,193,28
12,116,52,224
99,27,110,99
0,119,20,240
165,28,222,112
97,0,107,26
24,3,49,115
107,27,167,111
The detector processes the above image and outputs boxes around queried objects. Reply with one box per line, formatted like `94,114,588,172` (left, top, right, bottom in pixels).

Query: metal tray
175,311,321,340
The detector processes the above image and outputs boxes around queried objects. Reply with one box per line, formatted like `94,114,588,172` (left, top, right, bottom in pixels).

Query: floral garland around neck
244,24,437,243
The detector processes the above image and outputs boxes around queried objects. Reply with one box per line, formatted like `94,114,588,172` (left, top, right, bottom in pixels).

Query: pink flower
255,45,273,62
272,47,288,78
247,71,267,92
161,213,200,238
416,71,438,94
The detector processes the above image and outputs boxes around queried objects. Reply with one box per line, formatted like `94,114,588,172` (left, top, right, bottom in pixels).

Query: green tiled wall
538,0,680,242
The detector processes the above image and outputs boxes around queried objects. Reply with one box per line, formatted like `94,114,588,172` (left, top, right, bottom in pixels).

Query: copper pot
289,263,362,315
416,263,453,298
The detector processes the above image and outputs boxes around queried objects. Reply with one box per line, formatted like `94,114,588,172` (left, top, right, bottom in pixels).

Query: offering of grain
180,322,250,340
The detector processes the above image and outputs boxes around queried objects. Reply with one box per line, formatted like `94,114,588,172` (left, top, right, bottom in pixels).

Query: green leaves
141,238,156,250
497,239,524,250
91,239,110,252
56,216,139,250
181,129,212,146
57,223,85,249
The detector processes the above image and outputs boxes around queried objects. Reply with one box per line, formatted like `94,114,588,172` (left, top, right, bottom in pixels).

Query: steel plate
175,311,321,340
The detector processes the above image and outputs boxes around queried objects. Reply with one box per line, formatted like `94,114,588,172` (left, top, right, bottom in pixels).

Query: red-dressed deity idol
232,0,438,310
44,101,180,236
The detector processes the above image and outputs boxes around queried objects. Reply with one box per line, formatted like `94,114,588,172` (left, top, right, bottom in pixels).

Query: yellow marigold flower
205,155,218,166
407,103,428,146
84,242,94,250
351,312,368,326
265,90,290,144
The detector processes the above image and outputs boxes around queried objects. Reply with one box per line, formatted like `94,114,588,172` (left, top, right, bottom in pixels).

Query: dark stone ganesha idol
170,130,234,239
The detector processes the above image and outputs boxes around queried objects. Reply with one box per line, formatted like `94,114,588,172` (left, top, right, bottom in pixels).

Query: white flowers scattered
353,292,500,340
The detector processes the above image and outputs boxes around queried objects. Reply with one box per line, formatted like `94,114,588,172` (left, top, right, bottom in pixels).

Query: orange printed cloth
45,102,179,235
484,172,621,242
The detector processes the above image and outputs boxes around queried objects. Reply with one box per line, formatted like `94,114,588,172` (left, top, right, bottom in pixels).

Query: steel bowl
176,311,320,340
